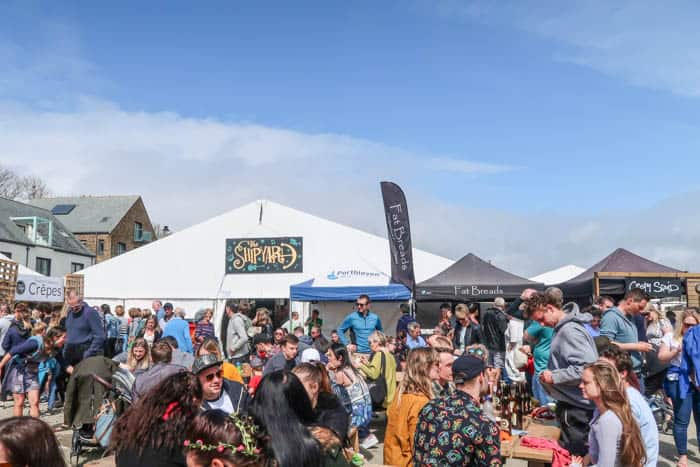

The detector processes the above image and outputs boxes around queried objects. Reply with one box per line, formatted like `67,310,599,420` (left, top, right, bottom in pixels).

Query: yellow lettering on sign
230,239,299,271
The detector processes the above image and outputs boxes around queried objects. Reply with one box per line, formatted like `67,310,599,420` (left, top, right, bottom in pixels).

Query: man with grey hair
162,306,193,354
481,296,509,382
64,289,105,367
406,321,427,349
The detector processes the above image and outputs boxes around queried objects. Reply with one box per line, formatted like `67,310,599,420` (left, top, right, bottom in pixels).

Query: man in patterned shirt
414,354,502,466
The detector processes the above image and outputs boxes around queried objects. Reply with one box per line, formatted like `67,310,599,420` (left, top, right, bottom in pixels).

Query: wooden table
501,417,561,467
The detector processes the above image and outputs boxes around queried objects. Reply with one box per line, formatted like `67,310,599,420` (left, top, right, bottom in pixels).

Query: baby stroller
64,356,134,466
648,391,674,434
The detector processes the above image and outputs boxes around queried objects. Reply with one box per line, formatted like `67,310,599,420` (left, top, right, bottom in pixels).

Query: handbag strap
379,350,386,375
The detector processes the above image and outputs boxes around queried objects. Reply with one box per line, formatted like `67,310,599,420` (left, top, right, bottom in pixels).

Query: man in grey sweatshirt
528,290,598,457
225,302,251,365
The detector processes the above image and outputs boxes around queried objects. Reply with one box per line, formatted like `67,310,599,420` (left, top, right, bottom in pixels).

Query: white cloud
427,157,517,174
434,0,700,97
3,98,700,278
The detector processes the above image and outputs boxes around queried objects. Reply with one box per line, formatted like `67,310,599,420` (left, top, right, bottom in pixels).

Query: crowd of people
0,288,699,466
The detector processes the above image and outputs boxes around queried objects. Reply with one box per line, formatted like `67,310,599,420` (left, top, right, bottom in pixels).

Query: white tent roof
530,264,585,285
0,253,41,277
79,200,453,301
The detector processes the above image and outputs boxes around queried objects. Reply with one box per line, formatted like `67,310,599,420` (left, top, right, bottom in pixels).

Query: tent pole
594,272,600,298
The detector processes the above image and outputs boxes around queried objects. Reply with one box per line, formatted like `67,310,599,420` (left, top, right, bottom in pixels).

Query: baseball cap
300,348,321,363
163,302,174,310
452,355,485,384
192,354,222,375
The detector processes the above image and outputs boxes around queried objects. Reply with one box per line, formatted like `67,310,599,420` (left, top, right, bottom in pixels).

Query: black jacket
201,379,249,414
452,321,483,350
314,392,349,442
481,307,509,352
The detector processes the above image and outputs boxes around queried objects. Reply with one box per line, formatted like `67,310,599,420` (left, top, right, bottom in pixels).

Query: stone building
29,195,157,264
0,197,95,276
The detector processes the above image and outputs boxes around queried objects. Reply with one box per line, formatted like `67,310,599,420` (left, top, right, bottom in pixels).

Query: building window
117,242,127,255
36,257,51,276
134,222,143,241
0,251,11,259
98,240,105,255
71,262,84,273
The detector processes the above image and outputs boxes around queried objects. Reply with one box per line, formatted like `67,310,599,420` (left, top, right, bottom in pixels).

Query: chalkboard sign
625,277,683,298
225,237,303,274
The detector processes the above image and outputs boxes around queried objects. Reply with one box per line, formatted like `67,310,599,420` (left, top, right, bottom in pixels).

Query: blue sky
2,1,700,274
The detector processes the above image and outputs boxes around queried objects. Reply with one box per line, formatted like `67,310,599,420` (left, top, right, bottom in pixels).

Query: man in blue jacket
338,294,383,354
64,290,105,367
162,308,193,354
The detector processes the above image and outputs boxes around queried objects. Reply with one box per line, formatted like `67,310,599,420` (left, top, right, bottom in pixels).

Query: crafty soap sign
225,237,303,274
625,277,683,298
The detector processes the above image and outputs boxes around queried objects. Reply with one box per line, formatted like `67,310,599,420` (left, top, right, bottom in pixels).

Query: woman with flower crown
184,410,270,467
111,371,202,466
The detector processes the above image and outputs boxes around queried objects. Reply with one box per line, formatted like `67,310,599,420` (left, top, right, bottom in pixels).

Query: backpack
105,315,120,339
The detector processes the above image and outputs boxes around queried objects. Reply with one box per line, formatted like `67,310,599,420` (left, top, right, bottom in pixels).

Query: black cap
163,302,174,310
452,355,485,384
399,303,410,313
192,354,223,375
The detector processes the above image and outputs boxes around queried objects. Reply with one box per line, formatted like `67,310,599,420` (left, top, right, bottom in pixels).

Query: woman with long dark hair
572,360,646,467
0,416,65,467
250,370,351,467
112,371,202,466
184,409,271,467
138,315,163,348
326,343,372,445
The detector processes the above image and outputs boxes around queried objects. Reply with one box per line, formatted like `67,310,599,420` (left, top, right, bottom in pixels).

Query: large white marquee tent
529,264,585,285
78,200,453,334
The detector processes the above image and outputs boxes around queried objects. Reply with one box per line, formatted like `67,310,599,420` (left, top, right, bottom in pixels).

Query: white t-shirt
206,391,234,414
662,333,682,368
506,318,524,345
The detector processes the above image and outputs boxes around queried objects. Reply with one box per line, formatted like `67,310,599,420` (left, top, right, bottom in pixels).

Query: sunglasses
204,370,223,382
356,302,368,307
467,347,486,361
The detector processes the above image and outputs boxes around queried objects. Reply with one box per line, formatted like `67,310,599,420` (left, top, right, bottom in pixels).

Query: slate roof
29,195,140,234
0,197,94,257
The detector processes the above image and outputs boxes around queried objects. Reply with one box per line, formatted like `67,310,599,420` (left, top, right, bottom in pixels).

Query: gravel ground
1,401,698,466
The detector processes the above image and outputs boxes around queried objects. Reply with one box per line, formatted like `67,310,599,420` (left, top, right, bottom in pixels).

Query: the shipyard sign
225,237,303,274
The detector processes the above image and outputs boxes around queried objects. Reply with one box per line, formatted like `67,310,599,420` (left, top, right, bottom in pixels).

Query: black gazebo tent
555,248,683,301
416,253,544,302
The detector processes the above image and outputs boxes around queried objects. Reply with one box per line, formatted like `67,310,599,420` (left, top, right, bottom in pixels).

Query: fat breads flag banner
380,181,416,292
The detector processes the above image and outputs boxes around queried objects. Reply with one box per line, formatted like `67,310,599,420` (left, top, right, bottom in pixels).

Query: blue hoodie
65,302,105,358
338,310,383,353
679,325,700,399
